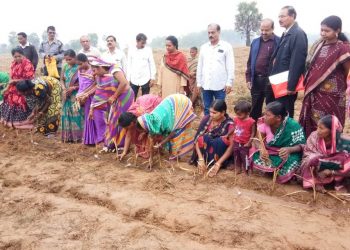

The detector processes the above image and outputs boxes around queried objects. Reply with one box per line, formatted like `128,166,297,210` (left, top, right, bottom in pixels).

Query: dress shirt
102,49,127,71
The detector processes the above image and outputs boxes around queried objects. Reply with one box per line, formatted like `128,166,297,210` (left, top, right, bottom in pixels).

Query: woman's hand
279,147,291,161
118,151,127,161
88,109,94,120
153,142,162,149
318,169,333,179
198,159,207,175
260,152,269,162
108,95,117,105
66,86,76,97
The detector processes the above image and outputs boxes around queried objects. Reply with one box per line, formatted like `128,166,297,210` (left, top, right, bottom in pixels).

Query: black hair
106,35,116,42
266,101,287,119
210,99,227,113
282,6,297,19
118,112,137,128
11,47,24,56
234,100,252,114
16,80,34,92
208,23,221,32
321,15,348,42
166,35,178,50
319,115,333,130
190,47,198,51
136,33,147,42
64,49,76,58
76,53,88,62
17,32,27,38
47,26,56,32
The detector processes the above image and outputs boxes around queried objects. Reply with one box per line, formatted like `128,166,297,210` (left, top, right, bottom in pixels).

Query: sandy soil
1,129,350,250
1,48,350,249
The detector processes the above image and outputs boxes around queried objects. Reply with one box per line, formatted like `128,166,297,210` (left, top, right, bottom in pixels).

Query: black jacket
270,23,308,91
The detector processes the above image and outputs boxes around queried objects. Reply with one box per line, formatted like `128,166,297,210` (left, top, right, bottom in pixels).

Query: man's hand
246,82,252,90
224,86,232,94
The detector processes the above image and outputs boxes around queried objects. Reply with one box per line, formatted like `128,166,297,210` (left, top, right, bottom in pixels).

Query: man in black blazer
270,6,308,118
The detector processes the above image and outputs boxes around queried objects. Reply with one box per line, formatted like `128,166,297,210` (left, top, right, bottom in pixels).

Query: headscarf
0,72,9,83
318,115,343,154
164,51,190,80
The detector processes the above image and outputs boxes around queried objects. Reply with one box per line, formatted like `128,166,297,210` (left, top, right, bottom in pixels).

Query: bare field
0,48,350,250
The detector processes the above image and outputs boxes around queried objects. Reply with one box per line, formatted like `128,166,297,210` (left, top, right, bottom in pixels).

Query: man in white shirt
197,23,235,115
102,35,127,71
127,33,156,100
79,35,101,57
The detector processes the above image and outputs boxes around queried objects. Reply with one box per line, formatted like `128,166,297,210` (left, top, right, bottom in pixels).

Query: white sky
0,0,349,48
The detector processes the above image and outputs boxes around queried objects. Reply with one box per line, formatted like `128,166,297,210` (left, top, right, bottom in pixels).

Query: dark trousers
276,93,298,118
202,89,226,115
250,76,275,120
130,81,150,100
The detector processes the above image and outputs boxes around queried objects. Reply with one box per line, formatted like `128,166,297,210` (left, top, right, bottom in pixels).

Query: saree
190,114,234,167
300,116,350,189
299,40,350,137
0,72,9,102
60,64,83,142
138,94,196,160
187,56,202,109
252,117,306,183
77,68,99,145
33,76,61,134
0,58,35,127
128,94,162,158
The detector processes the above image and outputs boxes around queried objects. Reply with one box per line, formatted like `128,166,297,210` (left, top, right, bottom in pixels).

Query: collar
260,34,275,42
285,22,296,34
48,39,57,45
208,40,222,48
19,42,30,48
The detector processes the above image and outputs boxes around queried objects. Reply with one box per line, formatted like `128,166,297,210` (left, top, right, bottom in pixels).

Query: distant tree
65,39,81,52
0,43,8,54
88,33,98,47
41,30,48,42
8,31,17,49
234,1,262,46
28,33,40,49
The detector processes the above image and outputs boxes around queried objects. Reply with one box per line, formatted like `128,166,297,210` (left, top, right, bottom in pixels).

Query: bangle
198,158,204,162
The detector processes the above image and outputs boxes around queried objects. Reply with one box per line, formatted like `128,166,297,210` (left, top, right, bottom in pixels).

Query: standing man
246,19,280,120
127,33,156,100
270,6,308,118
39,26,65,77
197,23,234,115
17,32,39,70
79,35,101,57
102,35,127,71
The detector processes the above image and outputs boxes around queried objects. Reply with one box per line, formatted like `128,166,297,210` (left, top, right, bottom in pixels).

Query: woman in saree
0,48,35,128
15,77,61,134
251,101,306,184
300,115,350,193
299,16,350,137
190,99,234,177
89,57,134,152
118,94,162,160
60,49,83,142
76,53,99,145
157,36,189,98
136,94,196,161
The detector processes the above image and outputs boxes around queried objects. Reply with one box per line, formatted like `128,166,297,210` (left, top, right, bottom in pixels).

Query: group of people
0,5,349,193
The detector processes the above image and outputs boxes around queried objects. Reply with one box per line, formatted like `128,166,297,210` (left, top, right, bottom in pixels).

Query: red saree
299,40,350,137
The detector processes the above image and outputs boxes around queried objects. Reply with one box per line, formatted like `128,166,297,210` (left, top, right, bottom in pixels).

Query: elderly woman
299,16,350,137
118,94,162,160
251,101,306,184
89,57,134,152
190,99,234,177
0,48,35,128
15,77,61,133
136,94,196,161
157,36,189,98
300,115,350,192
